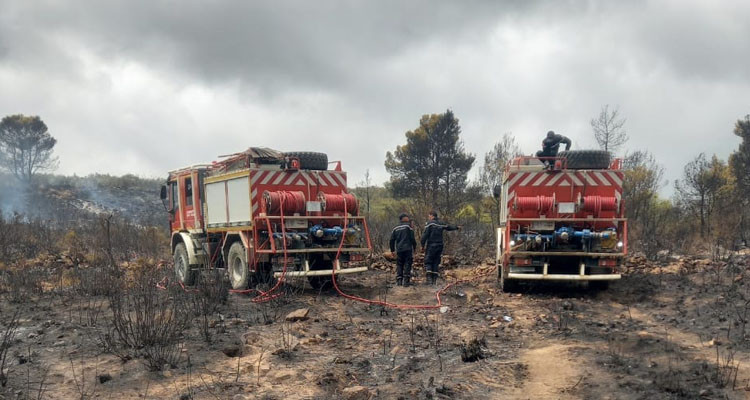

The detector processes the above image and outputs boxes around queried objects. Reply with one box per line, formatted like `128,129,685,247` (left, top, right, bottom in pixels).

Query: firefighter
421,211,460,285
535,130,572,166
389,213,417,287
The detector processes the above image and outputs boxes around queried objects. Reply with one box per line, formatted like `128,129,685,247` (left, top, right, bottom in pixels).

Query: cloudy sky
1,0,748,193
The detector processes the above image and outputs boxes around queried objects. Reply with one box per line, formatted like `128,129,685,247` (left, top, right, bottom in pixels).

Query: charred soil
2,254,750,399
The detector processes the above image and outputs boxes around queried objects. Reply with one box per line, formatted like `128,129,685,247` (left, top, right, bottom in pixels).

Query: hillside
0,173,165,227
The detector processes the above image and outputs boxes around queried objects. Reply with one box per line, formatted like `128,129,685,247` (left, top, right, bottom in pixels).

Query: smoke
0,173,30,216
0,172,165,227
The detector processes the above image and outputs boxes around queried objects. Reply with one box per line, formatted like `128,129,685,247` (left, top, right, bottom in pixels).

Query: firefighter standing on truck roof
421,211,460,285
536,130,572,166
389,213,417,287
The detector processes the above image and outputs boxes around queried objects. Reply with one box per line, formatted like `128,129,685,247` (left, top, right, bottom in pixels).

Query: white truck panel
205,181,227,226
227,177,251,225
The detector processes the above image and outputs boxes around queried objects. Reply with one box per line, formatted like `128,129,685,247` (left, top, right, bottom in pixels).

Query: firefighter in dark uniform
421,211,460,285
535,130,572,166
389,213,417,286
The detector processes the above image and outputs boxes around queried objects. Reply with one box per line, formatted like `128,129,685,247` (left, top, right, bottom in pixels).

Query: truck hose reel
581,195,617,216
318,193,359,214
263,190,306,215
515,195,555,213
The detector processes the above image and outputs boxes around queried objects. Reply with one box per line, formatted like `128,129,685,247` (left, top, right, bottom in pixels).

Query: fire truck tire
589,280,610,291
227,242,249,290
499,267,518,292
283,152,328,170
307,256,333,290
255,263,277,286
501,278,519,293
174,243,196,286
308,276,333,291
557,150,610,169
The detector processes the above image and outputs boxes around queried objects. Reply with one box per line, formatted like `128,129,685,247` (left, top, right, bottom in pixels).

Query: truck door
169,180,181,231
181,174,199,230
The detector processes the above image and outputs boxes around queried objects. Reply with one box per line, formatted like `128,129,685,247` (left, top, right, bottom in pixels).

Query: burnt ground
2,254,750,400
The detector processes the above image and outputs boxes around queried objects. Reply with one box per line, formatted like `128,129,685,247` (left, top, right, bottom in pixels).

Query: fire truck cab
495,150,626,291
161,148,372,290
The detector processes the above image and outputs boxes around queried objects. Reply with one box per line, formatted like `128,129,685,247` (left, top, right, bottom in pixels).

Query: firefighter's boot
396,277,403,286
403,277,411,287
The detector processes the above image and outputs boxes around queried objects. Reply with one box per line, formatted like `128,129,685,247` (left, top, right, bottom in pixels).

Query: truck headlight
616,241,623,248
509,240,516,246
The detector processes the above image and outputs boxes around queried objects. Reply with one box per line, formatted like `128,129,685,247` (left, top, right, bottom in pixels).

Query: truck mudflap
273,260,368,278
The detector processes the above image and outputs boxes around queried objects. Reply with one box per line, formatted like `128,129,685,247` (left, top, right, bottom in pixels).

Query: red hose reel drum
581,195,618,216
319,192,359,215
263,190,306,215
515,195,555,213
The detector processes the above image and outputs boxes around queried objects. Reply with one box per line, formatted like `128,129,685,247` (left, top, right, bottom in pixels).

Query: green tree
385,109,475,216
729,115,750,244
479,133,521,229
675,153,733,238
622,150,664,222
0,114,58,182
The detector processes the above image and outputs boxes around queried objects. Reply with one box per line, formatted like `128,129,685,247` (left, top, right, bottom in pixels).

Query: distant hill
0,173,166,227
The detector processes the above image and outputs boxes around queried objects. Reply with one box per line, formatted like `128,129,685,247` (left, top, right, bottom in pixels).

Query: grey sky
1,0,748,194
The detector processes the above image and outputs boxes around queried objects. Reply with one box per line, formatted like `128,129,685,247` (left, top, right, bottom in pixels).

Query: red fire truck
495,150,626,291
160,148,372,290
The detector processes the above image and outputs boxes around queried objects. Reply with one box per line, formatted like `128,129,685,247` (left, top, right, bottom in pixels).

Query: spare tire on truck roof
557,150,611,169
283,152,328,170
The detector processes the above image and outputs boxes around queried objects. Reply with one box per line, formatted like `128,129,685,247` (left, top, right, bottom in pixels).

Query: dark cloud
0,0,747,193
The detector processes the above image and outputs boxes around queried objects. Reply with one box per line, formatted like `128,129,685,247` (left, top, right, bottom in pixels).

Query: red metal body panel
248,169,349,218
498,156,627,283
505,169,624,225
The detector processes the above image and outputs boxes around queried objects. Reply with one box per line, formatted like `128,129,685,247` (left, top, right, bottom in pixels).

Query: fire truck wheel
227,242,249,290
308,256,334,290
174,243,196,286
308,276,333,291
283,152,328,170
499,268,518,292
255,263,277,287
557,150,611,169
501,278,519,293
589,280,610,291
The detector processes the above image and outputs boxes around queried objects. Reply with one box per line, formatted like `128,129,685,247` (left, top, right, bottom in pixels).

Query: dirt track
2,255,750,399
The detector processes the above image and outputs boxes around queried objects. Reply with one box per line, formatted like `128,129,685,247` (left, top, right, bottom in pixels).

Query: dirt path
511,342,581,400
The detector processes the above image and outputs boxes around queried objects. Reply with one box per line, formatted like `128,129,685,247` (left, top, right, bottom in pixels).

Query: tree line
359,107,750,259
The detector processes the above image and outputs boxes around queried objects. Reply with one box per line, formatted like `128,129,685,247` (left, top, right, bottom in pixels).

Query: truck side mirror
160,185,168,200
492,185,502,199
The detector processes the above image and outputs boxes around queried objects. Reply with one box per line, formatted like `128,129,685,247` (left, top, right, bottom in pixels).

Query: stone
285,308,310,322
243,332,261,345
222,344,243,358
342,385,374,400
270,371,294,384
